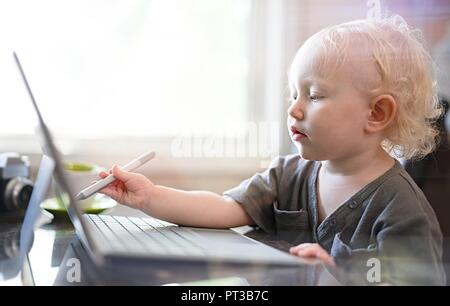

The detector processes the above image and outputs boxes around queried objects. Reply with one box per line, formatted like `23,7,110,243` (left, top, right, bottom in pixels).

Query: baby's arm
147,186,254,228
98,165,254,229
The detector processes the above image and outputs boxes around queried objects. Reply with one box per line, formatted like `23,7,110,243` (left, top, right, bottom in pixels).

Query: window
0,0,252,139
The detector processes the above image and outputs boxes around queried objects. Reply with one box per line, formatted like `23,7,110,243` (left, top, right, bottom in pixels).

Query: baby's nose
288,103,304,120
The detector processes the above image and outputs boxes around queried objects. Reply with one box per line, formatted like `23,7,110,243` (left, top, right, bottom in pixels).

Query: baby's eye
290,95,298,102
309,95,324,102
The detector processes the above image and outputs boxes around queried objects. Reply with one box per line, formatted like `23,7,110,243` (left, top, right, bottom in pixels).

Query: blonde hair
293,15,443,160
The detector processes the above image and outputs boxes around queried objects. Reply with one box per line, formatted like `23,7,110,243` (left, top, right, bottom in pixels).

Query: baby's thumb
111,165,132,182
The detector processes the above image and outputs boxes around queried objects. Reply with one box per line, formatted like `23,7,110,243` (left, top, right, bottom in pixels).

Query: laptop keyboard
85,214,207,256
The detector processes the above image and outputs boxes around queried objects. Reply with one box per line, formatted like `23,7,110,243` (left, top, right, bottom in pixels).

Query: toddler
99,15,446,285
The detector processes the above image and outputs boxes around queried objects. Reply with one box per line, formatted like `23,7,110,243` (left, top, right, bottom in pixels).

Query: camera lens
18,185,33,208
4,177,34,211
0,228,20,260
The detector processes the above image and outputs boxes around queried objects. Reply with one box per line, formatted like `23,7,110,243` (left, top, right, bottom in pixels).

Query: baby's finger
294,245,320,257
109,165,117,174
100,184,119,196
290,243,313,254
295,245,336,267
98,187,112,196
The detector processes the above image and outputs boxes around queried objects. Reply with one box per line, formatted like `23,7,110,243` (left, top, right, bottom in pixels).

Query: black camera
0,153,34,212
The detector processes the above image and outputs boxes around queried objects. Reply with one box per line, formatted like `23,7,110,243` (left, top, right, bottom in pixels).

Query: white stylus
75,151,156,200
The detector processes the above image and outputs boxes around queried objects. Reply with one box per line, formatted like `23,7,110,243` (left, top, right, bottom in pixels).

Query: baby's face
287,47,374,161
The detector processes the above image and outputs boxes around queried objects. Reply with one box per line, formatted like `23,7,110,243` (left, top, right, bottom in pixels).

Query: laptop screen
13,52,101,262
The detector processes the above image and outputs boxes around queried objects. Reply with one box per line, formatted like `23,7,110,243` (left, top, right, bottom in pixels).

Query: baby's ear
365,94,397,134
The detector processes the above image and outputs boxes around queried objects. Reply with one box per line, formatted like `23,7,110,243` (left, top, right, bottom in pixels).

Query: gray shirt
224,155,446,285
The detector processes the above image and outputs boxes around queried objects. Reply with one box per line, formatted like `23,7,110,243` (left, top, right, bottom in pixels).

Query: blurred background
0,0,449,193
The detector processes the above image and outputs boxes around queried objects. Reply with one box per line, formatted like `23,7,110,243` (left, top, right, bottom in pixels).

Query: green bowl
63,161,95,172
41,194,117,216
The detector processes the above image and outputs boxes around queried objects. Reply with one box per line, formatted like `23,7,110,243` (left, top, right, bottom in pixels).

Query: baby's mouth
290,126,308,138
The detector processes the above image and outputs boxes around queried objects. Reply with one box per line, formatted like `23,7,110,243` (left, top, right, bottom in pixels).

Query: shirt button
329,218,336,227
348,200,358,209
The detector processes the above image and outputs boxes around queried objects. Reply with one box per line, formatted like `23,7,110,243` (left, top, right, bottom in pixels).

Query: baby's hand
97,165,155,211
290,243,336,267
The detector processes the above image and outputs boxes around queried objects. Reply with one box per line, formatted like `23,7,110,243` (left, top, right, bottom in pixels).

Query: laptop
14,52,304,269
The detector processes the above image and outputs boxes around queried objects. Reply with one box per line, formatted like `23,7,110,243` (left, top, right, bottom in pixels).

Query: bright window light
0,0,252,138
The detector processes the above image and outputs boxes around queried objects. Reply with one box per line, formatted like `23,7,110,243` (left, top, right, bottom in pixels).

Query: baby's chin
293,143,328,161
